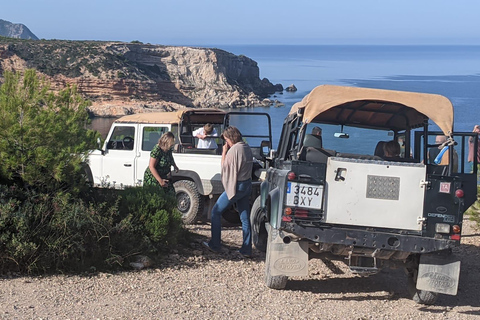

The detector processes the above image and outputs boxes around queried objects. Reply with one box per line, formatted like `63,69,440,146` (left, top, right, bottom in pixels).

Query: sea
91,45,480,154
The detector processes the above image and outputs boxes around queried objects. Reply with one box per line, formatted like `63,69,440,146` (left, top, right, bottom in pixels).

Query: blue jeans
209,179,252,255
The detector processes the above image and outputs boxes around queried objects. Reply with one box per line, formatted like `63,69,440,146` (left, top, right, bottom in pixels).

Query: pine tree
0,69,99,193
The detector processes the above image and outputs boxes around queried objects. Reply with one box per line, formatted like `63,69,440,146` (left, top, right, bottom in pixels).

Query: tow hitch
347,254,379,275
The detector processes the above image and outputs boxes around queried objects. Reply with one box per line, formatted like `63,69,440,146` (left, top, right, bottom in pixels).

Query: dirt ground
0,219,479,320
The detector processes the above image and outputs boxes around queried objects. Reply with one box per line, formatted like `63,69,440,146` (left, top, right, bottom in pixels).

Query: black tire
222,206,241,225
265,263,288,290
173,180,203,224
407,270,439,305
250,196,268,252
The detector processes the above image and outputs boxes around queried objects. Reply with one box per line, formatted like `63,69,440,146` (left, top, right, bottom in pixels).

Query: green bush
0,71,185,273
0,185,184,274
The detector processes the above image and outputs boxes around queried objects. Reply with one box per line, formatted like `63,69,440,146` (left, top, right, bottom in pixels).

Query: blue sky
3,0,480,45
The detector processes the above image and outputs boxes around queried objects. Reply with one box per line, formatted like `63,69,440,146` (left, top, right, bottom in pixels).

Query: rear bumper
283,223,459,254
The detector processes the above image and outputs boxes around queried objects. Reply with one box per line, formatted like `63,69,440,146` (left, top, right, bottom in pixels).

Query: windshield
305,123,397,156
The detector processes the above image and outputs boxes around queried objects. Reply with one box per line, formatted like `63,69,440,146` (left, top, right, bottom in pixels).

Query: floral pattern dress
143,144,176,193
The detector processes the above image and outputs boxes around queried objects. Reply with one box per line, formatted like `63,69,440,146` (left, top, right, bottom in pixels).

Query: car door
101,124,137,187
135,124,171,185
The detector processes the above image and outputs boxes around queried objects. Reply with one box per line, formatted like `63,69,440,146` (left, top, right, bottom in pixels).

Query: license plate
286,182,323,209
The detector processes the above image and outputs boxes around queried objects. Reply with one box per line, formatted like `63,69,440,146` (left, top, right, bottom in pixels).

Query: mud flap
265,224,309,277
416,254,461,295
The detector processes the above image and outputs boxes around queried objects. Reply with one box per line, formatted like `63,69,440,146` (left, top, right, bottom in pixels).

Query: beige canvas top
289,85,454,135
114,108,227,125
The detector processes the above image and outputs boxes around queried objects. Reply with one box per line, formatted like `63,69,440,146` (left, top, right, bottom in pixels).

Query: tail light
287,171,296,180
295,209,308,218
455,189,464,198
450,234,461,241
452,225,461,233
435,223,450,234
450,225,461,240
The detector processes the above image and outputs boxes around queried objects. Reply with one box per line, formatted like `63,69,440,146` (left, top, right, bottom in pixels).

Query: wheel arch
268,187,281,229
81,162,94,184
171,170,205,194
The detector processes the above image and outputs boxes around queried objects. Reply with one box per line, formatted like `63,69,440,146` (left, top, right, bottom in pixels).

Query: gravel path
1,220,479,320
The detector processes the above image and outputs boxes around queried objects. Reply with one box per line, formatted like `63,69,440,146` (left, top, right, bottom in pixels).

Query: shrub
0,69,185,274
0,185,184,274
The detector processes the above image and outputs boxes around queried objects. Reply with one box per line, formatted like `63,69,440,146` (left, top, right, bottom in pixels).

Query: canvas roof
289,85,454,135
114,108,227,125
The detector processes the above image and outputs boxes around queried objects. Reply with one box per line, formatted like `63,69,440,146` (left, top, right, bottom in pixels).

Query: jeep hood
289,85,454,135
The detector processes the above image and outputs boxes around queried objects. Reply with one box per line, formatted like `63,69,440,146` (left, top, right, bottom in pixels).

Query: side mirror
97,137,105,155
334,132,350,139
260,140,272,158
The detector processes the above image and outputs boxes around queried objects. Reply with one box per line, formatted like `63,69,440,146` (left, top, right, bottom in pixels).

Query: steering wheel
122,136,134,150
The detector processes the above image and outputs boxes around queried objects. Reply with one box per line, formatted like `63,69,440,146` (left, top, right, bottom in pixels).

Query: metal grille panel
366,175,400,200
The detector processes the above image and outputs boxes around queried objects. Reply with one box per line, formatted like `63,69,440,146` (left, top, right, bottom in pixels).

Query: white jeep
85,108,273,224
251,85,478,305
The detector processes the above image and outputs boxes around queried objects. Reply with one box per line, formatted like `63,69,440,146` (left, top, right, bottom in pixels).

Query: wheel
407,269,439,305
222,207,241,225
265,263,288,290
173,180,203,224
250,196,268,252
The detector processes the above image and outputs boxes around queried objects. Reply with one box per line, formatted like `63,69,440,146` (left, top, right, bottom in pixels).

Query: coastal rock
0,19,38,40
285,84,297,92
0,39,282,116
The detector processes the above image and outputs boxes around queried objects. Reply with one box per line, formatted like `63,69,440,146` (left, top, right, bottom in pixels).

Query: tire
407,270,439,305
173,180,203,224
250,196,268,252
265,263,288,290
222,206,241,225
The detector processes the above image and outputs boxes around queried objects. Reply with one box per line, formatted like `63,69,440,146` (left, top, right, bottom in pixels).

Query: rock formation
0,38,283,116
0,19,38,40
285,84,297,92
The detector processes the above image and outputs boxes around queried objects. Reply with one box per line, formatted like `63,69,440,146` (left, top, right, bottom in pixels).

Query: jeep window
106,126,135,150
142,126,169,151
305,123,395,156
191,124,223,148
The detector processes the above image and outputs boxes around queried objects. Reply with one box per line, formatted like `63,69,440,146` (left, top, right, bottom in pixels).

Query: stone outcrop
0,19,38,40
285,84,297,92
0,39,283,116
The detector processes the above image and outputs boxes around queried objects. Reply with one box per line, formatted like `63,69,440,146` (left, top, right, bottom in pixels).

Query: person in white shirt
193,123,218,149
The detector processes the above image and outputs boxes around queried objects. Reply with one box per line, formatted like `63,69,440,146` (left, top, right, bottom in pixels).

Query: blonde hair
222,126,242,144
204,123,214,135
158,132,175,151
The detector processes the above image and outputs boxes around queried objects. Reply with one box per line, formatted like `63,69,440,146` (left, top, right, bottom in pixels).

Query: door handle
334,168,346,181
124,164,132,167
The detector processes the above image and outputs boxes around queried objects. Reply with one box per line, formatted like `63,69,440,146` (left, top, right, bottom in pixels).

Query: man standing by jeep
193,123,218,149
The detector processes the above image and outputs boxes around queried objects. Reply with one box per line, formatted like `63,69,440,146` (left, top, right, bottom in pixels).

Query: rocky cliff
0,38,283,116
0,19,38,40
